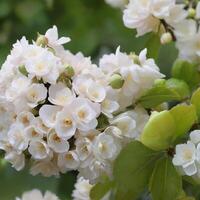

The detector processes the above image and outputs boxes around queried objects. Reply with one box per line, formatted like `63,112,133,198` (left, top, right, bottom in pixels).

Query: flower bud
65,65,75,78
188,8,196,18
18,65,28,77
36,33,48,47
160,32,172,45
129,52,140,65
109,74,124,89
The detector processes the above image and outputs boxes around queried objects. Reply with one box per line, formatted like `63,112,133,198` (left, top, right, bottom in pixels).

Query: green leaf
165,78,190,99
146,33,161,60
191,88,200,122
113,141,161,200
90,177,113,200
141,111,176,151
149,157,182,200
172,60,200,90
139,78,190,109
170,104,197,140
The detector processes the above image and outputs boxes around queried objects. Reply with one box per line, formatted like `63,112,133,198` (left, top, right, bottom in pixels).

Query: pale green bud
160,32,172,45
129,52,140,65
18,65,28,77
65,65,75,78
188,8,196,18
109,74,124,89
36,33,48,47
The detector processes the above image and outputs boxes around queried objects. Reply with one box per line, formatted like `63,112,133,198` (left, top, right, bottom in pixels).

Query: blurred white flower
72,177,93,200
16,189,60,200
45,25,71,48
173,141,197,176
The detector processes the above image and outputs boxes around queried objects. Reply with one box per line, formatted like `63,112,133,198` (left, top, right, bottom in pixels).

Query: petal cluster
0,26,163,182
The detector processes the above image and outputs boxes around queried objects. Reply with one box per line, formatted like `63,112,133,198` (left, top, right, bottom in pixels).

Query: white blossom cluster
123,0,187,37
173,130,200,180
0,26,163,182
174,2,200,62
16,189,60,200
107,0,200,61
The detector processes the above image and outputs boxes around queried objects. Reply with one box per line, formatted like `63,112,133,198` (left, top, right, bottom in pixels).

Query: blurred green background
0,0,178,199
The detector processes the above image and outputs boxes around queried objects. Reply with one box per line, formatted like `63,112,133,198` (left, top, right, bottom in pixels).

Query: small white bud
160,32,172,45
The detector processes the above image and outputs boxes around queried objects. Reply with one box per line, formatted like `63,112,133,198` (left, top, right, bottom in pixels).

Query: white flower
123,0,158,36
110,107,148,139
190,130,200,145
34,117,51,135
174,20,200,62
173,141,197,176
99,46,133,75
5,151,25,171
86,82,106,103
48,130,69,153
71,98,101,132
5,76,31,101
17,111,35,127
123,0,185,36
26,83,47,107
110,114,136,138
101,99,119,118
7,123,29,151
48,83,74,106
28,140,50,160
121,48,164,98
16,189,60,200
25,125,43,142
25,47,60,83
58,151,80,171
93,133,121,161
72,177,93,200
45,25,71,48
39,105,61,128
75,137,93,168
55,106,76,139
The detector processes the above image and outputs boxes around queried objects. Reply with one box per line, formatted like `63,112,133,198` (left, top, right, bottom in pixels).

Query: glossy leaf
172,60,200,90
90,177,113,200
149,157,182,200
139,78,190,109
146,33,161,60
170,104,197,140
191,88,200,122
113,141,160,200
141,111,176,151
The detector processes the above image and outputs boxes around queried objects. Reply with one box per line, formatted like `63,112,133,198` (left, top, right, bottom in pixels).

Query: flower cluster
123,0,187,37
0,26,163,182
16,189,60,200
107,0,200,61
173,130,200,180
